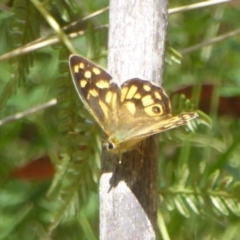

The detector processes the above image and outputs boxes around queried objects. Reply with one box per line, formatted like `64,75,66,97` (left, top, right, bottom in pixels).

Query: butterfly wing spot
80,79,87,88
79,62,84,69
143,84,151,92
88,88,99,98
120,86,128,102
74,65,79,73
124,101,136,115
99,100,109,120
92,67,101,75
144,104,163,116
126,85,138,99
105,91,117,104
154,91,162,100
84,71,91,78
134,93,141,99
112,91,117,105
152,105,163,114
96,80,110,89
141,95,154,106
120,85,138,102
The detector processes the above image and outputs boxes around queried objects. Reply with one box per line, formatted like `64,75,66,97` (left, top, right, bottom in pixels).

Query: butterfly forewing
69,55,120,135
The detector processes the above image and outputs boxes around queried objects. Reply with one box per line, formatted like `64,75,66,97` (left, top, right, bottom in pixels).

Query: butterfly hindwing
119,78,171,119
111,79,197,142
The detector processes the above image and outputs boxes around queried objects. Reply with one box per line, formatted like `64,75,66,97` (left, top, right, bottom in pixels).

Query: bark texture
100,1,168,239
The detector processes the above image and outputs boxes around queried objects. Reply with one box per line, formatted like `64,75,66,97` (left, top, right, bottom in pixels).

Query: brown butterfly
69,55,198,154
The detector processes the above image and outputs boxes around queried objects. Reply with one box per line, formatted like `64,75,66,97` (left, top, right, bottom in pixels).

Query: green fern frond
0,0,41,109
44,47,101,232
11,0,40,84
160,173,240,218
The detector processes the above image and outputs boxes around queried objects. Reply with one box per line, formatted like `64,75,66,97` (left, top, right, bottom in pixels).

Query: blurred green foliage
0,0,240,239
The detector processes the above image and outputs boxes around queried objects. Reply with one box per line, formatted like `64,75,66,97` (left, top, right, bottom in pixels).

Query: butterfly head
103,136,146,154
103,140,117,152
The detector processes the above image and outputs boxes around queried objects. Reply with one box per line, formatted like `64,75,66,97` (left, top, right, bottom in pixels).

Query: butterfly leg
118,153,122,164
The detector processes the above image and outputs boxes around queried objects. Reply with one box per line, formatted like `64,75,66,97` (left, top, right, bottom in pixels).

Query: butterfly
69,55,198,155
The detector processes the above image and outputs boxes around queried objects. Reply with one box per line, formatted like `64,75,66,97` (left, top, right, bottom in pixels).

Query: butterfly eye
152,106,161,114
108,142,115,150
103,141,116,151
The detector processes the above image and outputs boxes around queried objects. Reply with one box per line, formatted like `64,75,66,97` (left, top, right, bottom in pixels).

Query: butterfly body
69,55,198,154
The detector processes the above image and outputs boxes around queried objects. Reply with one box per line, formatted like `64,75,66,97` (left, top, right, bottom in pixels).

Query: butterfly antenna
118,153,122,164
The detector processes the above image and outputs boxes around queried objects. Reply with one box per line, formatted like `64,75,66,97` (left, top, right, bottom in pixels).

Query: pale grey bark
100,1,168,239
